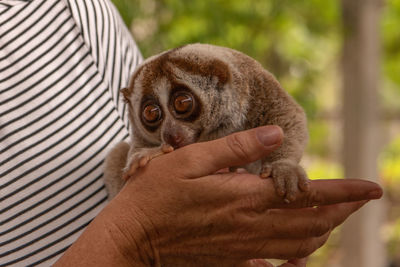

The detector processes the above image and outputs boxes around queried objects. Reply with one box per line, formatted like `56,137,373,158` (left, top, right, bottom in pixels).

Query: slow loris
103,43,309,202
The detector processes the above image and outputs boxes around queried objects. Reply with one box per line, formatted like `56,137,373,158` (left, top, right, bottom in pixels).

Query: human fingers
242,201,368,240
187,174,381,214
158,125,283,178
171,174,382,223
262,232,330,259
276,179,382,208
221,231,330,260
244,177,383,209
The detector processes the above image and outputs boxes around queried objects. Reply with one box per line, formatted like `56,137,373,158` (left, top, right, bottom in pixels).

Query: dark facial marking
167,57,230,90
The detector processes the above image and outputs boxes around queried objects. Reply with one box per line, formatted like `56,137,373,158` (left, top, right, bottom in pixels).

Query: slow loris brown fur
103,43,309,202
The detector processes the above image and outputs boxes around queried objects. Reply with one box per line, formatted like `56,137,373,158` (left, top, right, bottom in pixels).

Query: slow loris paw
260,159,310,203
123,144,174,180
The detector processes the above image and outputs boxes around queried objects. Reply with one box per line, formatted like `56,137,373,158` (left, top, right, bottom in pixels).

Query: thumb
165,125,283,178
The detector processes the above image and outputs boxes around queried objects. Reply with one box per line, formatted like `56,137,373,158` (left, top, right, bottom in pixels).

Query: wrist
99,197,160,266
54,197,158,266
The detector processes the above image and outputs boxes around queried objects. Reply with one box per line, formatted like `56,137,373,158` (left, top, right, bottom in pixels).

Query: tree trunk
340,0,386,266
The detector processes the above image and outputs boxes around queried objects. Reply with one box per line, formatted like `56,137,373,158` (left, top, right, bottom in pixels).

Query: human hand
107,125,382,266
56,125,382,267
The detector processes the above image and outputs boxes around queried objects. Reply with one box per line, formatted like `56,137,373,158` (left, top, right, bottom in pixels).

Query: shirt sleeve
0,0,142,265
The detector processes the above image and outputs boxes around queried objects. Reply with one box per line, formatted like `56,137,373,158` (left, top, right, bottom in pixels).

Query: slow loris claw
123,144,174,180
260,159,310,203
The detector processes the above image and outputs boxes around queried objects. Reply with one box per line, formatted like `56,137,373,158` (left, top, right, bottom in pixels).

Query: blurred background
111,0,400,266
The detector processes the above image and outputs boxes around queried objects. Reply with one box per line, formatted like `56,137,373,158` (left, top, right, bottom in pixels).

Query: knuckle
295,240,314,258
295,232,330,258
175,146,200,167
226,133,252,162
297,165,308,178
175,146,192,162
243,195,265,214
304,189,324,207
309,216,330,237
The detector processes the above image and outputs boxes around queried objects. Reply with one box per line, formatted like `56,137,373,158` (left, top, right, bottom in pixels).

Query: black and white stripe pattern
0,0,142,265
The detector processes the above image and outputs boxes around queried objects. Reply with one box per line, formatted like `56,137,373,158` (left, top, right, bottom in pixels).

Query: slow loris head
107,43,309,201
121,44,253,149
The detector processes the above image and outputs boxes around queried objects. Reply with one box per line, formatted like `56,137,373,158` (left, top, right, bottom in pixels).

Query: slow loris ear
120,87,130,103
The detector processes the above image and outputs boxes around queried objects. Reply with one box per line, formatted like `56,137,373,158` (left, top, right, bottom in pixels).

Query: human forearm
54,201,152,267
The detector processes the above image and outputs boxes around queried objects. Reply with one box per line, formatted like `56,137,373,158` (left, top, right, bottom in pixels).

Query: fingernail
256,126,283,147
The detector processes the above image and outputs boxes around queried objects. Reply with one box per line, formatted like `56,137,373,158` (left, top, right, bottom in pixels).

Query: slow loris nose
163,132,184,149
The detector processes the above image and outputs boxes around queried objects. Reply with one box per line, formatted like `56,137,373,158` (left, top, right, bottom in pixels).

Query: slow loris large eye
142,104,162,124
173,92,194,115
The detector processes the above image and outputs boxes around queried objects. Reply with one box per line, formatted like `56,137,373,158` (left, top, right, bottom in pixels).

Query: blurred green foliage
381,136,400,186
385,216,400,264
112,0,342,158
114,0,340,116
383,0,400,111
112,0,400,264
111,0,400,176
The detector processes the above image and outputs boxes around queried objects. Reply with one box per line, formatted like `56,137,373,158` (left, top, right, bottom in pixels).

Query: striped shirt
0,0,142,265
